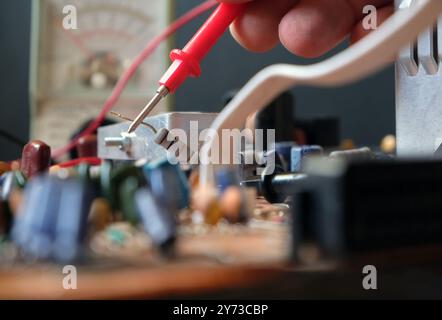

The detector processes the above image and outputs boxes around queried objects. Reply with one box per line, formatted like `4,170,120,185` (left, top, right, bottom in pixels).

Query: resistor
329,147,374,161
154,128,196,163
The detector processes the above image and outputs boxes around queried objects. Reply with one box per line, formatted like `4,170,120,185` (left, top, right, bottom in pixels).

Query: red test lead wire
127,3,246,134
52,0,218,159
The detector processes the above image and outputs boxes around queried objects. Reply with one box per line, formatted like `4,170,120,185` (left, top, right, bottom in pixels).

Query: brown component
89,198,113,231
0,162,10,176
76,134,98,158
220,186,242,223
20,140,51,178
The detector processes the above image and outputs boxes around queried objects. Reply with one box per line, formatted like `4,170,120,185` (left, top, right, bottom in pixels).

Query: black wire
0,128,26,147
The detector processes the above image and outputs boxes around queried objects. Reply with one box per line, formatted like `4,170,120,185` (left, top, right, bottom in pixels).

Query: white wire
199,0,442,185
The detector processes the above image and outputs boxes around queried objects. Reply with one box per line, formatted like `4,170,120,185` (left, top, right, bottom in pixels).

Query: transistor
154,128,196,163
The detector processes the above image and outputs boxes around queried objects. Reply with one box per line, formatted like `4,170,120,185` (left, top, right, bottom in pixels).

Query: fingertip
230,21,278,52
278,0,355,58
228,0,298,53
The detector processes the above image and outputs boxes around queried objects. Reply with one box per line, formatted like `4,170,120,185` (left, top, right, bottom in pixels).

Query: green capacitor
111,165,145,211
119,176,141,225
100,161,115,208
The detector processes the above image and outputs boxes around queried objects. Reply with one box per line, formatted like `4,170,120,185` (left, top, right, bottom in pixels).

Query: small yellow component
192,185,223,225
204,199,223,226
49,165,61,175
89,198,113,231
188,170,200,191
381,134,396,154
340,139,355,150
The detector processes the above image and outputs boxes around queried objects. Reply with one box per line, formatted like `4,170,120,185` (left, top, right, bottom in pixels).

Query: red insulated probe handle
159,3,246,93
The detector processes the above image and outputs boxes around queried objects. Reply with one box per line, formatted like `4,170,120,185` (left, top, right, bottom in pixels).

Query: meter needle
126,3,245,134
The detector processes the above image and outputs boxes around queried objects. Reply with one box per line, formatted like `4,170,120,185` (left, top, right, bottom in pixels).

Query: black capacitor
0,201,12,236
242,171,307,203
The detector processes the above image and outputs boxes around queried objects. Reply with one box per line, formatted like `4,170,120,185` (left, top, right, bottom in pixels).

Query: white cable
199,0,442,185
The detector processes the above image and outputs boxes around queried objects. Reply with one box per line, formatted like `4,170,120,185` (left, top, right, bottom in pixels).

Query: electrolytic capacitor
135,188,176,256
76,134,98,158
20,140,51,178
119,176,142,225
291,145,323,172
12,175,62,260
53,177,94,263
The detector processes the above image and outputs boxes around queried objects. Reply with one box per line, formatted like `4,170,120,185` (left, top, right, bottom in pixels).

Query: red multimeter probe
127,3,246,134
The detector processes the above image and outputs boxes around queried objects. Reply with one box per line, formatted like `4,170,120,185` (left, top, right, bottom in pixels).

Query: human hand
220,0,394,58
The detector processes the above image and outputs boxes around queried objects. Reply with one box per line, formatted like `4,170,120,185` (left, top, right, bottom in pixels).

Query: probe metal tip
127,85,169,134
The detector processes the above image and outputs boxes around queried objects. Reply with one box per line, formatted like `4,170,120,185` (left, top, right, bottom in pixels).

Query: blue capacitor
143,158,189,210
291,145,323,172
12,175,62,260
0,172,14,201
275,142,297,170
53,178,94,263
12,174,94,263
135,188,176,255
216,168,240,193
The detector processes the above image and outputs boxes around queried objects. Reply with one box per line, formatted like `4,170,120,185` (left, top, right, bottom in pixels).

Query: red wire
52,0,218,159
57,157,102,168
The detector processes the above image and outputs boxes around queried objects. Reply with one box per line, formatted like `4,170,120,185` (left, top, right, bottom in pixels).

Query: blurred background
0,0,395,161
